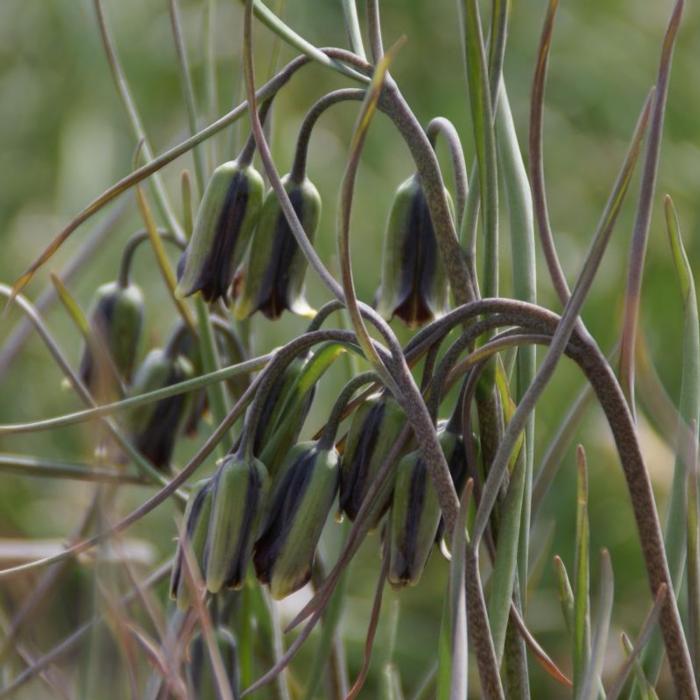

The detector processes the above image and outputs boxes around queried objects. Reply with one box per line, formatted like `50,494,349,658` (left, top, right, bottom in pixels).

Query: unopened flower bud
254,442,339,599
233,174,320,320
376,175,450,329
79,281,144,391
205,453,269,594
177,161,264,304
339,395,406,525
187,627,241,700
170,478,214,610
126,347,194,470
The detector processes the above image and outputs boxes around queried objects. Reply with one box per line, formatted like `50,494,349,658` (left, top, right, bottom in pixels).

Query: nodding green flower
339,394,406,525
253,442,339,599
388,422,467,587
126,346,194,471
79,280,143,392
233,174,320,320
205,453,269,594
187,626,241,700
376,175,451,329
176,160,264,304
170,478,214,610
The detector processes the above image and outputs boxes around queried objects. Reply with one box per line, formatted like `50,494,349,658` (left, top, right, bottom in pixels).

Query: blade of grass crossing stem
573,446,591,697
472,90,653,547
136,185,197,333
496,82,537,593
579,550,614,700
623,634,660,700
641,196,700,685
619,0,684,410
607,584,667,700
459,0,499,299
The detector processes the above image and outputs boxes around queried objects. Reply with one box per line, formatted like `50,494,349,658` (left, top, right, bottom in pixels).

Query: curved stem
118,228,183,288
341,0,366,60
290,89,366,183
318,372,378,449
426,117,469,226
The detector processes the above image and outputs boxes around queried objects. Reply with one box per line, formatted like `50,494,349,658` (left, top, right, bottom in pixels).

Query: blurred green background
1,0,699,697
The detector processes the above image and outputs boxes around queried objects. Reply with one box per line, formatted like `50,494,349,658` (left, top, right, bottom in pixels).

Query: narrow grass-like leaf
247,0,369,83
92,0,184,241
553,555,575,635
0,454,146,485
607,584,667,700
573,446,591,696
622,634,660,700
0,353,272,436
641,195,700,684
168,0,207,194
459,0,499,298
496,82,537,593
619,0,684,409
341,0,366,60
579,550,614,700
135,184,197,333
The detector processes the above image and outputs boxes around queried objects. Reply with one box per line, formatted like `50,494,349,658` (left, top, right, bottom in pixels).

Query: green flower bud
170,478,214,610
376,175,451,329
177,161,264,304
229,356,314,478
388,423,468,587
233,174,320,320
79,281,144,391
126,347,194,470
205,453,269,594
339,395,406,524
187,627,241,700
254,442,339,599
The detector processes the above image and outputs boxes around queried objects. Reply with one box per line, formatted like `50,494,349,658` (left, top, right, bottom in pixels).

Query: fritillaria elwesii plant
0,0,698,698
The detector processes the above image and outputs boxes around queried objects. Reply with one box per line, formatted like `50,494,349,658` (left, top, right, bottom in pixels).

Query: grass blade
573,446,591,696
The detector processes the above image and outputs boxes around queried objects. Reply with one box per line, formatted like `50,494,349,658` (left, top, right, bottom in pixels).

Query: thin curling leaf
178,161,264,304
205,453,268,593
233,174,320,320
580,550,614,700
126,348,195,471
170,478,214,610
253,442,339,599
78,281,144,391
339,394,406,524
619,0,684,410
187,627,241,700
553,555,575,634
375,175,451,329
573,445,591,696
